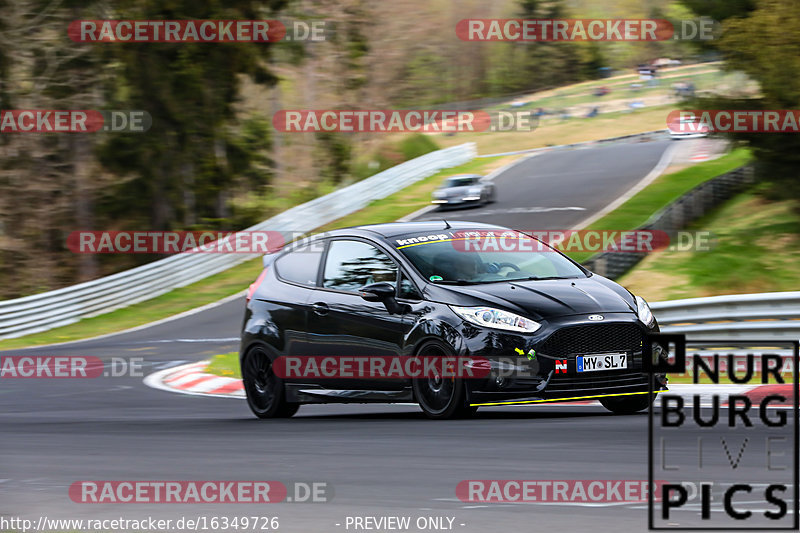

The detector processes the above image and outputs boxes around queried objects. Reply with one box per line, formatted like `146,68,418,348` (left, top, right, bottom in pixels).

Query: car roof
333,221,504,239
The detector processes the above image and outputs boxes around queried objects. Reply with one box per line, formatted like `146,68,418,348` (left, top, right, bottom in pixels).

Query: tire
412,343,472,420
241,345,299,419
600,393,654,415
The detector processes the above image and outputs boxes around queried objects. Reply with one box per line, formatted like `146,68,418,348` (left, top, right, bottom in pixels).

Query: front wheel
412,345,472,420
242,346,299,419
600,393,654,415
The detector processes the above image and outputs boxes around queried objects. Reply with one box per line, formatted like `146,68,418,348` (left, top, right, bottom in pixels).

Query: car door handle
312,302,329,316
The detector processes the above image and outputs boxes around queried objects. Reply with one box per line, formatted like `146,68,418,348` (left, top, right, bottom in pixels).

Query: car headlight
635,295,655,327
450,305,541,333
433,190,446,198
467,187,482,195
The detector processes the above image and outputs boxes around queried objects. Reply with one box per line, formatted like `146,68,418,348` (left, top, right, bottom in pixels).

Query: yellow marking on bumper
470,389,667,407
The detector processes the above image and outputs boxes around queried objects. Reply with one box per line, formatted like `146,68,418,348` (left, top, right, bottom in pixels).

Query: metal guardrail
0,143,477,339
652,292,800,341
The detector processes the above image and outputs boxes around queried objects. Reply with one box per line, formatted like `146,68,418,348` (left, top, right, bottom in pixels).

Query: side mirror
360,282,407,314
359,282,396,302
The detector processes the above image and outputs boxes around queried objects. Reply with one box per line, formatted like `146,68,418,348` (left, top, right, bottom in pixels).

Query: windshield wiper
431,279,479,285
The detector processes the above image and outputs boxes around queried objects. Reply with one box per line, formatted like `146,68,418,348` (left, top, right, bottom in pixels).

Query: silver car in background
431,174,496,209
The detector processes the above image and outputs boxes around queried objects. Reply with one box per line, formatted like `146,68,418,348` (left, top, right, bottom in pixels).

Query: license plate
576,353,627,372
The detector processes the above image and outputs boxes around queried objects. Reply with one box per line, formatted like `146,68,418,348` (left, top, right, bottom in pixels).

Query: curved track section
413,138,673,229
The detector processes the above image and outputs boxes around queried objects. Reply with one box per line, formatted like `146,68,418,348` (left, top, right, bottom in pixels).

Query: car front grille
538,323,645,358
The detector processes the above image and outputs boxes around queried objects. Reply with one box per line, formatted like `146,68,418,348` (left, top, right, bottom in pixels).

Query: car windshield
395,230,587,284
443,176,479,188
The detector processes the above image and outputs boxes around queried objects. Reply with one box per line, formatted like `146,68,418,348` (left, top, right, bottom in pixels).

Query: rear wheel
242,346,299,419
412,344,472,420
600,393,653,414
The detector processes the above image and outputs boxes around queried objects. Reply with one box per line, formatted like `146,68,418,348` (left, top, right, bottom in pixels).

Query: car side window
323,240,397,292
398,271,422,300
274,244,324,287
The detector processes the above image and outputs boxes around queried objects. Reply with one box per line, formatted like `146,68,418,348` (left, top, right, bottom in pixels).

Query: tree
683,0,800,204
99,0,286,230
0,0,107,296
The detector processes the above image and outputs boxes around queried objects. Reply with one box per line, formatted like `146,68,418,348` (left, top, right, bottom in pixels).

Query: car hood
424,275,637,320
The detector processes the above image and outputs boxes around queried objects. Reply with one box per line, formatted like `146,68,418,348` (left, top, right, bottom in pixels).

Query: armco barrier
652,291,800,341
0,143,476,339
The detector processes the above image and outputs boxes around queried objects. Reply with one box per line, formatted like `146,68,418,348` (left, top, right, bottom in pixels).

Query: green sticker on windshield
429,275,443,281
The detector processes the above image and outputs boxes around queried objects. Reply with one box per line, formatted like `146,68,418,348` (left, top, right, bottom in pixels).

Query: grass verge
205,352,240,379
434,105,676,155
619,189,800,301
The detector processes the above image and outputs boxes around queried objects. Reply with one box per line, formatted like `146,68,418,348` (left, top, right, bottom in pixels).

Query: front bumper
431,196,481,205
456,314,668,405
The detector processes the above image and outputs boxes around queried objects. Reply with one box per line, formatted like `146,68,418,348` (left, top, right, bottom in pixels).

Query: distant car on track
431,174,495,208
668,114,709,139
240,221,668,420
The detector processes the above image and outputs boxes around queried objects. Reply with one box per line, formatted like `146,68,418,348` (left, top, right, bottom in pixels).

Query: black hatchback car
240,221,668,419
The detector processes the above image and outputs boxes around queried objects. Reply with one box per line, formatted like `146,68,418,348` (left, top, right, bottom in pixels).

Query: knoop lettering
395,234,451,246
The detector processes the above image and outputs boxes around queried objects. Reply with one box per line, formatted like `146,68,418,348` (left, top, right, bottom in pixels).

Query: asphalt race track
412,137,673,229
2,138,783,532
